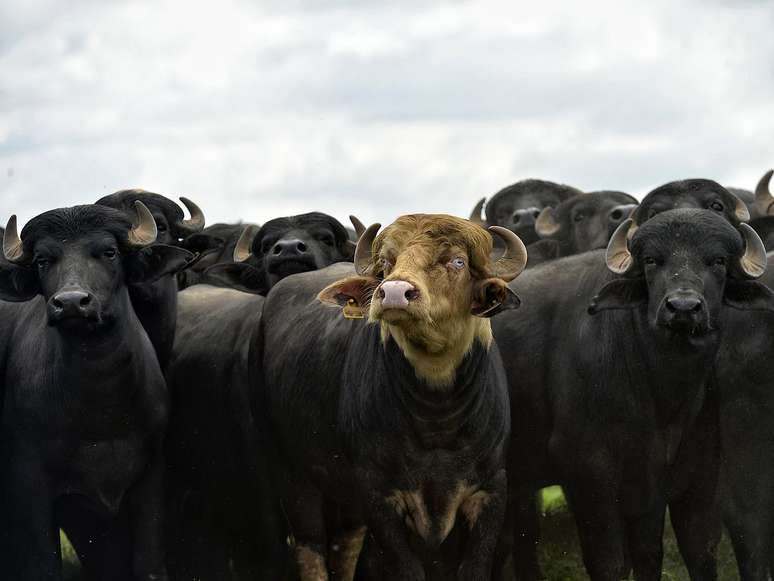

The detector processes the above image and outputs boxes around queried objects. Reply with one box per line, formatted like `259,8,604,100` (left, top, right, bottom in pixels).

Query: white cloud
0,0,773,228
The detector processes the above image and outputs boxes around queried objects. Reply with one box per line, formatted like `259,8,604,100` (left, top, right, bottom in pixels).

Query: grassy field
60,487,741,580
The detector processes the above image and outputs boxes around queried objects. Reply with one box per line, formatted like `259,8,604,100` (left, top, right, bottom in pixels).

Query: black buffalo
528,190,637,266
260,215,524,580
96,189,204,369
204,211,355,294
0,203,191,580
492,208,773,581
628,177,774,581
469,179,581,245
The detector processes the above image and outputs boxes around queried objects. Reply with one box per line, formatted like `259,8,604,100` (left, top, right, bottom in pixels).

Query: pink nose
379,280,419,309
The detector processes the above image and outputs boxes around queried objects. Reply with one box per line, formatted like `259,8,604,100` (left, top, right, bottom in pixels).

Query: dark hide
164,285,287,580
492,210,772,581
634,180,774,580
260,263,510,580
633,179,748,226
0,205,182,581
96,190,198,370
177,222,250,290
207,212,355,295
480,179,581,245
529,190,637,267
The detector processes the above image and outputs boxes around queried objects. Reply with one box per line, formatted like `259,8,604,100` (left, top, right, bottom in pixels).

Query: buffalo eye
448,257,465,270
709,201,724,212
157,223,168,232
316,234,334,246
103,248,118,260
710,257,726,267
35,257,50,270
573,212,585,223
382,258,393,273
643,256,659,267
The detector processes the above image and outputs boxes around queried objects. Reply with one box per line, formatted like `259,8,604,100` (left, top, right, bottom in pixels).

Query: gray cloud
1,0,773,228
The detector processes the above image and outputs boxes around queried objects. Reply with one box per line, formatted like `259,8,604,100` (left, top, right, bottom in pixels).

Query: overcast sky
1,0,773,229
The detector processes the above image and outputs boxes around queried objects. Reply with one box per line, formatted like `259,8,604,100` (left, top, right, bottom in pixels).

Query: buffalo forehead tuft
374,214,493,274
20,205,133,252
630,208,743,257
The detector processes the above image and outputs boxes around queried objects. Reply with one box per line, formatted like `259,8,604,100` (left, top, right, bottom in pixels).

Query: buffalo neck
629,308,719,425
379,316,493,388
341,324,506,455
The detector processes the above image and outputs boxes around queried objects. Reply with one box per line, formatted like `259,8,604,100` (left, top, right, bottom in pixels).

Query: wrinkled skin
476,179,581,245
262,215,517,580
493,209,774,581
0,205,191,581
205,212,355,295
96,190,202,369
530,190,637,266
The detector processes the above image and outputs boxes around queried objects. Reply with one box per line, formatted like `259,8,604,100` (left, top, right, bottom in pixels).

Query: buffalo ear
724,279,774,311
203,263,266,294
0,264,39,302
318,276,377,319
125,244,194,284
588,278,647,314
471,278,521,318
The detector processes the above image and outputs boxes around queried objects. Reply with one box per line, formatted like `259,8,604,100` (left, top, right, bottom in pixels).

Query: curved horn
755,170,774,216
354,223,381,276
469,197,486,226
3,215,30,264
534,207,561,238
175,197,206,235
489,226,528,282
127,201,158,248
739,222,767,279
349,215,366,239
233,224,260,263
605,218,634,274
734,194,751,222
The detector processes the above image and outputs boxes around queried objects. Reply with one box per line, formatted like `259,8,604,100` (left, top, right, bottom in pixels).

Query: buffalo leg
507,489,543,581
365,492,425,581
562,479,625,581
284,478,329,581
458,469,508,581
625,505,665,581
2,458,61,580
128,439,169,581
669,494,721,581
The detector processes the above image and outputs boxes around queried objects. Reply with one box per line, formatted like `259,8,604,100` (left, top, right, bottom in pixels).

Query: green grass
59,488,741,580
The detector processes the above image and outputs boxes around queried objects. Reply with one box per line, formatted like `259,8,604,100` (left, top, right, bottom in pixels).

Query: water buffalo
492,208,773,581
176,222,252,290
469,179,581,245
629,177,774,581
0,203,191,580
96,189,204,369
260,214,525,580
529,190,637,266
204,211,355,294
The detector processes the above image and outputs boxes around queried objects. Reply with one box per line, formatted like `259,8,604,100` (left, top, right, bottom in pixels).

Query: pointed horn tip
130,201,158,245
178,196,206,231
233,224,259,263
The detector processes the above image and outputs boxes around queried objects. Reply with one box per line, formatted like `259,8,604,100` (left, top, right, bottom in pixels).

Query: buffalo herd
2,172,774,581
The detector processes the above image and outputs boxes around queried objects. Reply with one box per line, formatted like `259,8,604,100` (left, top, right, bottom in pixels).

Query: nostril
405,289,420,301
378,288,385,300
512,215,521,225
272,245,282,255
52,298,64,309
532,210,540,219
79,295,92,307
297,242,307,253
610,210,623,221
